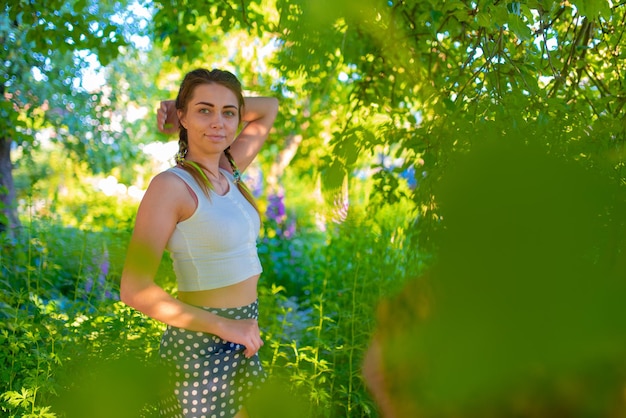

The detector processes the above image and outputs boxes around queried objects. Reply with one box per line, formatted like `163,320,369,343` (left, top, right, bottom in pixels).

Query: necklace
181,160,228,195
208,171,228,195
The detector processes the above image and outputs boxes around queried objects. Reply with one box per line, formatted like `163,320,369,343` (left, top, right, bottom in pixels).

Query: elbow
119,275,137,308
119,273,159,315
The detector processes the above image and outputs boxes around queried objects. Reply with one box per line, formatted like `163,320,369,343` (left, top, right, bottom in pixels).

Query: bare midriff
177,274,260,309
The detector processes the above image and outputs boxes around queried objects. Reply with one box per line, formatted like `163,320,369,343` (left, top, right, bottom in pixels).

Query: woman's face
179,83,240,157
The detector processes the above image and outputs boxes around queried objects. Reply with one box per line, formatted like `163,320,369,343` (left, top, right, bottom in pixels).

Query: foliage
258,207,424,417
0,191,423,417
0,0,171,229
0,216,165,417
4,0,626,417
373,137,626,416
1,0,124,161
154,0,626,235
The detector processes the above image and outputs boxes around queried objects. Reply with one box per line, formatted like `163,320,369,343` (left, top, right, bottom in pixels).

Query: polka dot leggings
159,300,266,418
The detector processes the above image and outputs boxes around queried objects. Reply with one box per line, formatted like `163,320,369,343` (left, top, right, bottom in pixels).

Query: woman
120,68,279,418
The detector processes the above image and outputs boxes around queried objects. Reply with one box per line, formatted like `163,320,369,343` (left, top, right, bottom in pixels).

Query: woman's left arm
224,96,279,173
157,96,278,171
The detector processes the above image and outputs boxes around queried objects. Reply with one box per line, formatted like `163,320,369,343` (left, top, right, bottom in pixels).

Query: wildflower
314,212,327,232
84,247,118,301
266,192,287,225
282,219,296,239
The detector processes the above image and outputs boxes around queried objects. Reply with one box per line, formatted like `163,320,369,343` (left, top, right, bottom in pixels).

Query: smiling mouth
205,134,225,141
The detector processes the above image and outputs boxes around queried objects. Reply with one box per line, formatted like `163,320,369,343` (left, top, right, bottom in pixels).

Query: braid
172,68,259,217
224,147,260,216
224,147,242,184
175,136,218,197
176,137,188,164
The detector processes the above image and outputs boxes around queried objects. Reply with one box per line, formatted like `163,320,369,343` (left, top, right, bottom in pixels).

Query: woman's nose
205,111,223,128
210,114,223,127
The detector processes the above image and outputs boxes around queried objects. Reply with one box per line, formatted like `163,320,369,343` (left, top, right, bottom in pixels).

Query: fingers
244,336,264,358
217,317,263,358
242,320,263,358
156,100,178,135
243,325,263,358
156,108,165,131
156,102,169,132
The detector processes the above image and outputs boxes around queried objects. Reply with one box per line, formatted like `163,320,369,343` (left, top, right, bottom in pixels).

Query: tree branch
239,0,249,27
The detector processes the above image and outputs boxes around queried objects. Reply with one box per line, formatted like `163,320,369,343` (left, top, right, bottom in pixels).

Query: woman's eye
200,108,210,114
224,110,236,117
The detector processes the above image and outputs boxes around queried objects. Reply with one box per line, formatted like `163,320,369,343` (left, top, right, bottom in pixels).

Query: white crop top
165,166,263,291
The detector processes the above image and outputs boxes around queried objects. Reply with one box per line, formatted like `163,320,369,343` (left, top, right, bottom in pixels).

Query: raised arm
224,96,279,173
156,100,180,135
156,96,279,173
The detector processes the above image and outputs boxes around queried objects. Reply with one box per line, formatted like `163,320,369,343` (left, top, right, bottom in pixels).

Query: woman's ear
177,109,187,129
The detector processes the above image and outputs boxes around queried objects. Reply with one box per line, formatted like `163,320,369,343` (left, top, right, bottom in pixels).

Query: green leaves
1,0,131,170
153,0,271,61
507,14,532,41
377,137,626,413
1,388,56,417
572,0,612,20
2,388,34,410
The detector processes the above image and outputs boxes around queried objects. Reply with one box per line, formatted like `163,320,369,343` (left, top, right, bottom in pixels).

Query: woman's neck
185,152,222,176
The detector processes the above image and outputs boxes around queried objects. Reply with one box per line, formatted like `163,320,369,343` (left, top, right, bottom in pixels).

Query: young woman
120,68,279,418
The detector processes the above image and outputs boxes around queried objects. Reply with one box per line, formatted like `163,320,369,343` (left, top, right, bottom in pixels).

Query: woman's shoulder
147,168,191,194
162,165,188,178
141,168,196,213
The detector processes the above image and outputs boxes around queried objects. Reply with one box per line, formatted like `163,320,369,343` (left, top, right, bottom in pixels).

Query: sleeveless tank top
165,166,262,291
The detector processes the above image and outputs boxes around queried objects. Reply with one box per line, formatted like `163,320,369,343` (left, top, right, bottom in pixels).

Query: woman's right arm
120,172,218,330
120,172,263,357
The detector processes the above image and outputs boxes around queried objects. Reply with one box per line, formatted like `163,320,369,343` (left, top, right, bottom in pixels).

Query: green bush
0,219,166,418
0,183,424,417
256,203,425,417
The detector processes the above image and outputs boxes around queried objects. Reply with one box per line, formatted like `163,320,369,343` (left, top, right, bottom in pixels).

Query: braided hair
174,68,259,215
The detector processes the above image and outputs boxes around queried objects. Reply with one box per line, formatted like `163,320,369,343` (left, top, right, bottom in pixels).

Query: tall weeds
256,205,425,417
0,214,164,417
1,194,423,417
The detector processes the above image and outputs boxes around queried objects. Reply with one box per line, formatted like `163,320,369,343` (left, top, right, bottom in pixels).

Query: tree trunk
0,136,20,233
267,133,303,193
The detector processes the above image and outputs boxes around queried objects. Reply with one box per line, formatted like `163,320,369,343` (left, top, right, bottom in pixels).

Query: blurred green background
1,0,625,417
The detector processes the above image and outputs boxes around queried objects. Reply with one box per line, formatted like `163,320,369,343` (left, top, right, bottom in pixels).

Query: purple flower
83,248,117,301
266,193,287,224
84,277,93,294
265,190,300,240
99,250,110,277
282,219,297,239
